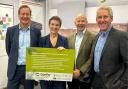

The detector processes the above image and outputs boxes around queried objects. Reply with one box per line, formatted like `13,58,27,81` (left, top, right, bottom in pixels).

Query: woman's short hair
49,16,62,27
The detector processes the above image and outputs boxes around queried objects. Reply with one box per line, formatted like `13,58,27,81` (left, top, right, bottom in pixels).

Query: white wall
112,5,128,23
57,1,85,29
0,1,19,88
86,5,128,23
0,40,8,88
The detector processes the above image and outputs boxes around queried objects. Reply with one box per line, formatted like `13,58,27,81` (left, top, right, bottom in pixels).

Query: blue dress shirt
17,26,30,65
75,30,85,68
94,29,110,72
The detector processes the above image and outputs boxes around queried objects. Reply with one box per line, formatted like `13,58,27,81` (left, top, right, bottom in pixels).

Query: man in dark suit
67,14,95,89
5,5,41,89
91,6,128,89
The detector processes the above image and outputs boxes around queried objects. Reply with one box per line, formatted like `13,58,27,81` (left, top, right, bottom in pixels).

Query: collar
99,25,112,36
19,24,30,31
76,29,86,36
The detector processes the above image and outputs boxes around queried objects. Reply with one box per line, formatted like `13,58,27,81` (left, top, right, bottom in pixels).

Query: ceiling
86,0,128,6
49,0,128,8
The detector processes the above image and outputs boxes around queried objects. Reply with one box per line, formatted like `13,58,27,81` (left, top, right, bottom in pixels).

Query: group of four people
5,5,128,89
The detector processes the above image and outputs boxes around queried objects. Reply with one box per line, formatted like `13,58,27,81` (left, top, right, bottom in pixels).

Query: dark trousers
7,65,34,89
40,80,66,89
68,79,91,89
91,73,107,89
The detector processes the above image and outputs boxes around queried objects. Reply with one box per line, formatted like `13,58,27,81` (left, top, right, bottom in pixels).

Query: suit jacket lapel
77,31,88,57
14,25,19,49
91,33,100,61
70,34,76,49
101,29,113,57
56,34,61,47
30,27,34,46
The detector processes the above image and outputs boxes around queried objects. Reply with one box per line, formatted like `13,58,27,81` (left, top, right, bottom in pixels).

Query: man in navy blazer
91,6,128,89
5,5,41,89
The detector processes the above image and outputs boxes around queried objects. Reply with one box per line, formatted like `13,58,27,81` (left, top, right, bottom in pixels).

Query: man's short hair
18,5,32,15
97,6,113,19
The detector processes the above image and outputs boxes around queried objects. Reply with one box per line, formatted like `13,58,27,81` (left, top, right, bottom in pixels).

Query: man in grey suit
67,14,95,89
91,6,128,89
5,5,41,89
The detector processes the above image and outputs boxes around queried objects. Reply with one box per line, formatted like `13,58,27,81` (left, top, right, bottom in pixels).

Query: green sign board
26,47,75,81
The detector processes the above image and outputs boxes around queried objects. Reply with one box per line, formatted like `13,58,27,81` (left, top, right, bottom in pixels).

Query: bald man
67,14,95,89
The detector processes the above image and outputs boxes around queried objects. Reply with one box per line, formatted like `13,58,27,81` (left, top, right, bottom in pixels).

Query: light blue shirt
94,28,111,72
17,26,30,65
75,30,85,68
